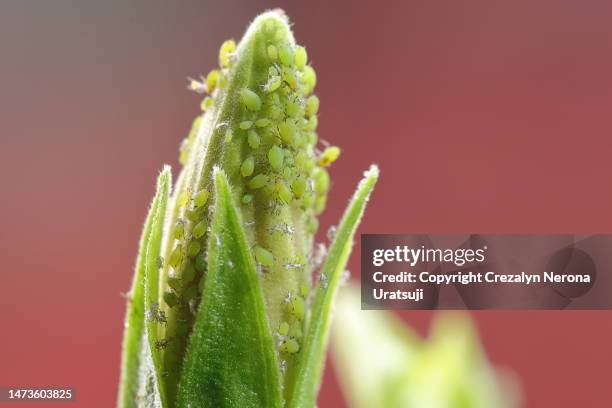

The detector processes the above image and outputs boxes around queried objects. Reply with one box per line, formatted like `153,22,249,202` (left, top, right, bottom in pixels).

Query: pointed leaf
287,165,379,408
176,169,282,408
144,167,172,406
118,168,171,408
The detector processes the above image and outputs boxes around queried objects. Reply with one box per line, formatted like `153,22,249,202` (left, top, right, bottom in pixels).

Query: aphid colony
150,16,340,389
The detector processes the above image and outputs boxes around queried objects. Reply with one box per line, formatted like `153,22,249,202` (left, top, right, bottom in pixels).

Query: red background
1,1,611,407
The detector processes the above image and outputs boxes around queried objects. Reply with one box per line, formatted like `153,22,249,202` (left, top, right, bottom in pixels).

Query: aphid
178,191,191,207
169,244,183,268
174,219,186,240
289,320,303,339
167,277,182,292
183,261,196,282
218,39,236,68
247,129,260,149
187,241,200,258
278,44,294,66
224,128,233,143
278,321,290,336
200,96,214,111
183,285,198,301
278,121,296,145
313,168,330,195
163,291,179,308
193,189,210,208
267,44,278,61
281,66,298,90
195,253,206,273
294,46,307,70
240,120,253,130
290,295,305,320
276,181,292,203
242,194,253,204
300,282,310,298
280,338,300,354
193,220,206,239
301,65,317,94
248,174,268,189
240,88,262,111
255,118,271,128
264,75,282,93
206,69,219,93
307,216,319,234
291,177,306,198
241,156,255,177
254,246,274,266
314,195,327,214
268,145,284,171
305,95,319,117
304,115,318,131
286,99,301,118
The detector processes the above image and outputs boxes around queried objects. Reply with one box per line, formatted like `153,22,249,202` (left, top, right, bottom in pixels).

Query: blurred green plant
117,10,378,408
332,286,521,408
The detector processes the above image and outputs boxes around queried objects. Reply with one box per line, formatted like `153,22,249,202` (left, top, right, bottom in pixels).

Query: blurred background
1,1,612,407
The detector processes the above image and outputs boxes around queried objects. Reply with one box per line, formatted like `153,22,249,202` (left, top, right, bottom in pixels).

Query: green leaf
176,168,282,408
287,165,380,408
118,166,171,408
143,166,172,407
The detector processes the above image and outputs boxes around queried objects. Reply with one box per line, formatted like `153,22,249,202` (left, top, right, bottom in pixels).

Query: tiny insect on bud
183,261,196,282
280,338,300,354
295,46,307,70
318,146,341,167
163,291,179,308
240,120,253,130
301,65,317,94
247,130,260,149
279,321,290,336
206,69,220,93
267,44,278,61
278,45,294,66
305,95,319,117
278,121,296,145
193,190,210,208
241,88,262,111
187,241,201,258
268,145,284,171
218,39,236,68
254,246,274,266
248,174,268,189
192,220,206,239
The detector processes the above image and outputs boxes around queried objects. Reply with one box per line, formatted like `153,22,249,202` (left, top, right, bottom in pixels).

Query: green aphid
206,69,219,93
290,295,306,320
289,320,303,339
195,254,206,273
295,46,307,70
305,95,319,117
278,44,294,66
295,151,313,173
264,76,282,93
183,285,198,301
187,241,201,258
183,261,196,282
300,282,310,298
301,65,317,94
286,100,301,118
281,67,297,90
218,39,235,68
254,246,274,266
307,216,319,234
178,191,191,207
174,219,186,240
301,192,315,209
247,129,260,149
277,182,292,204
318,146,341,167
305,115,318,131
278,321,290,336
241,156,255,177
268,146,284,171
200,96,214,112
278,121,296,145
167,276,182,292
224,128,233,143
255,118,271,128
240,88,262,111
267,44,278,61
169,244,183,268
193,189,210,208
242,194,253,204
291,177,306,198
163,291,179,308
192,220,206,239
313,167,330,195
248,174,268,189
280,338,300,354
240,120,253,130
307,131,318,145
282,166,293,180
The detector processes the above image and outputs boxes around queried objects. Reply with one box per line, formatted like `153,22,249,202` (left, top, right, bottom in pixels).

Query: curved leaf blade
288,165,379,408
144,166,172,407
118,166,171,408
176,169,282,408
